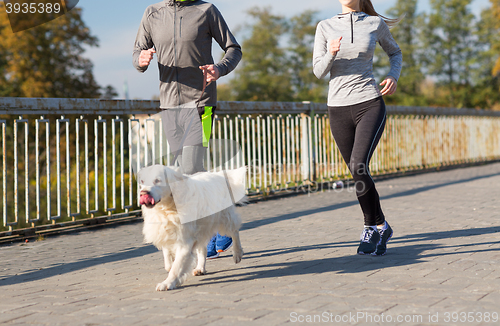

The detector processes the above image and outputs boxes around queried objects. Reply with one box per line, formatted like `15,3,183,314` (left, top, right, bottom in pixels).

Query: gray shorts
160,106,215,156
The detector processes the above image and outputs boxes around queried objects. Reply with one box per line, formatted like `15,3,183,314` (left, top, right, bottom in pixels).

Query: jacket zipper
173,4,181,105
350,12,353,43
179,16,182,37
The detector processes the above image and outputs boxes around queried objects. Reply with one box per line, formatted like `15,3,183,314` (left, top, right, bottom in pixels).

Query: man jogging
133,0,242,258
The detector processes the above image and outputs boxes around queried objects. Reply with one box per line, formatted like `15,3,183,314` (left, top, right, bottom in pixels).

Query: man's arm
133,9,155,73
206,5,242,78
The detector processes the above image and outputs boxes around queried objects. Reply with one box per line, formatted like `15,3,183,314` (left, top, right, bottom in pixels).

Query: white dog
137,165,246,291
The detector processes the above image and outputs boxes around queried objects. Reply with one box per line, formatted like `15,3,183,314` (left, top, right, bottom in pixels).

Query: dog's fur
138,165,245,291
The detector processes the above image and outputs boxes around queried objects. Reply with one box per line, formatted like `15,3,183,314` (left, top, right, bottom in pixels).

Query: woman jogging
313,0,402,255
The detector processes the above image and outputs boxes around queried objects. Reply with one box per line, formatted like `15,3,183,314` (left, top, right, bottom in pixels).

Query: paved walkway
1,163,500,326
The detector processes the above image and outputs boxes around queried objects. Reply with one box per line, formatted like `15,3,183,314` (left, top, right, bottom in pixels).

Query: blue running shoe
215,234,233,253
357,227,380,255
372,222,393,256
206,235,219,259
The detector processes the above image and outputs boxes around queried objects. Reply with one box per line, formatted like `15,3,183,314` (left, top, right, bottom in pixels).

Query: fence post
301,101,314,184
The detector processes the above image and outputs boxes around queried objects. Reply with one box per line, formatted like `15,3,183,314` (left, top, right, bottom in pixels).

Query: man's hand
329,37,342,56
139,48,156,68
380,76,397,96
199,65,220,85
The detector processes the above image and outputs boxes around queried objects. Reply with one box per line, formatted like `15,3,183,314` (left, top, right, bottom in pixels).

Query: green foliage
382,0,427,106
101,85,119,100
217,84,235,101
287,10,327,102
470,5,500,109
419,0,477,108
492,0,500,77
226,7,326,102
1,1,499,109
229,7,292,102
0,4,102,98
225,2,500,109
374,0,500,109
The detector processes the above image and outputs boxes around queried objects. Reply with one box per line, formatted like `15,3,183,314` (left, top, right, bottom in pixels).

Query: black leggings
328,97,386,226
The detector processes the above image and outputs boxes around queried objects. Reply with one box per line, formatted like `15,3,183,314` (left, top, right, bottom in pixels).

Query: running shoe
206,235,219,259
357,227,380,255
372,222,393,256
216,234,233,253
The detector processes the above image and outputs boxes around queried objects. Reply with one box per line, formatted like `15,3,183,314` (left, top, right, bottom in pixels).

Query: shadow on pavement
0,246,157,287
241,200,359,231
242,171,500,232
196,225,500,286
380,171,500,202
1,226,498,288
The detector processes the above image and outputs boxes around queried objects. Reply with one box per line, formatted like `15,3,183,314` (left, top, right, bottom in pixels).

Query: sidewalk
1,163,499,326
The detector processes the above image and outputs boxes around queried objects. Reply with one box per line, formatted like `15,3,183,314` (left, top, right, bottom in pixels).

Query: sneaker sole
372,229,394,256
216,242,233,253
207,252,219,260
357,230,380,255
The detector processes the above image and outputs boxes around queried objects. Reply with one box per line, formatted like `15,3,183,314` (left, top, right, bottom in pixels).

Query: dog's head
137,165,175,209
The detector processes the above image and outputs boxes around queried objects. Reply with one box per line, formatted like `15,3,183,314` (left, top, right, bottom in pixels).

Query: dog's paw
156,282,168,291
192,268,206,276
233,252,243,264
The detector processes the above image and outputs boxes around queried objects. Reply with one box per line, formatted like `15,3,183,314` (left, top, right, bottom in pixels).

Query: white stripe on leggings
365,112,387,187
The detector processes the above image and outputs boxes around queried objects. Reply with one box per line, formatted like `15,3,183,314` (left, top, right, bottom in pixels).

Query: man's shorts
160,106,215,156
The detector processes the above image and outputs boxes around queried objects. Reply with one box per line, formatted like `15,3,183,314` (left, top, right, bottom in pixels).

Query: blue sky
77,0,492,100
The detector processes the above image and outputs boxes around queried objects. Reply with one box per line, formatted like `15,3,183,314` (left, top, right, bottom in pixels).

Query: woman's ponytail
360,0,401,27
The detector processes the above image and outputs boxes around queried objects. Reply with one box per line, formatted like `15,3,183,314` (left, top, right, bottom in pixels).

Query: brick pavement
1,163,499,325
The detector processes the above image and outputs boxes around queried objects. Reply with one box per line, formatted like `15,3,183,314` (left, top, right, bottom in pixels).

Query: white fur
138,165,245,291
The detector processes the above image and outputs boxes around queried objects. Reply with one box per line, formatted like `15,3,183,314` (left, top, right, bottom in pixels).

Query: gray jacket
313,12,402,106
133,0,242,108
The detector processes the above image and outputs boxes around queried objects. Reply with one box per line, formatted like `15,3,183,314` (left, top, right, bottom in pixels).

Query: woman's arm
377,19,403,83
313,22,338,80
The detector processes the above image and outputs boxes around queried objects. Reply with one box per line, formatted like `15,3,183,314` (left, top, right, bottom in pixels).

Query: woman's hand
329,37,342,56
380,76,397,96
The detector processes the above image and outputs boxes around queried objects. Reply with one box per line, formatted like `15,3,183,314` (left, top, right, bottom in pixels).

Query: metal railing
1,97,500,236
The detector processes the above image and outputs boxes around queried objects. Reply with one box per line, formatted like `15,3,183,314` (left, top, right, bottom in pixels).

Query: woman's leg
329,97,392,255
349,97,387,226
327,105,356,177
328,98,386,226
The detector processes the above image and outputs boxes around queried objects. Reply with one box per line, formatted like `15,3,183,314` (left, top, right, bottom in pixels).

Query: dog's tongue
139,194,155,206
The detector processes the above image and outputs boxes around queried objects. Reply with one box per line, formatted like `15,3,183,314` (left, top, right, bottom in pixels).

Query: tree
492,0,500,77
101,85,119,100
380,0,426,106
419,0,477,108
287,11,326,102
216,84,234,101
0,3,101,98
229,7,293,102
471,4,500,109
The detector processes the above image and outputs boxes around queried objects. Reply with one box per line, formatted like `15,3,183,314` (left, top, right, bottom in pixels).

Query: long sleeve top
313,11,402,106
133,0,242,108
